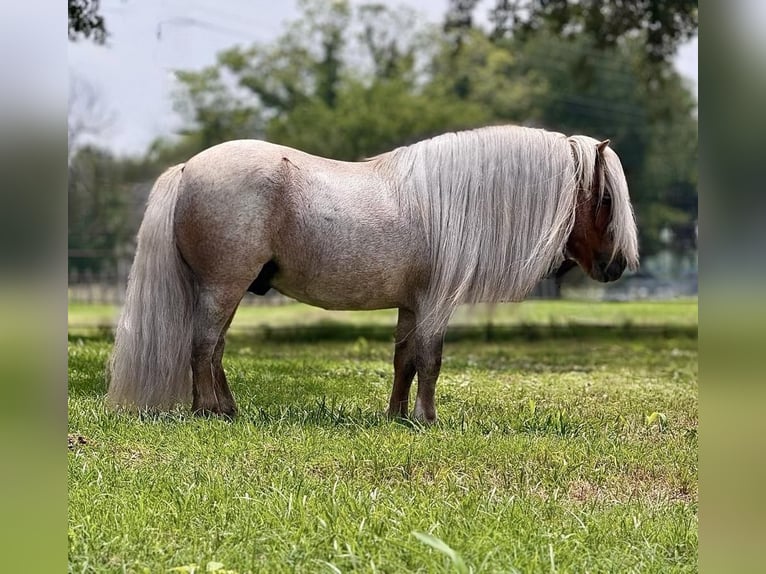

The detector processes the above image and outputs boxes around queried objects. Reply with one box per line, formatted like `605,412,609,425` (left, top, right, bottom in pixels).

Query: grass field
68,299,697,573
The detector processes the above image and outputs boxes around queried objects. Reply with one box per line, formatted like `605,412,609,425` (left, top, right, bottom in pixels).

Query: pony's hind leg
191,284,242,418
387,308,417,419
210,308,238,416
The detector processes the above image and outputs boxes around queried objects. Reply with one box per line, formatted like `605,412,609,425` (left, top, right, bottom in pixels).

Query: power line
155,16,260,43
162,0,276,41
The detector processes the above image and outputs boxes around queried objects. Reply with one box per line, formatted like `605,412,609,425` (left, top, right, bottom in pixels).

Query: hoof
192,403,237,420
411,407,437,425
386,407,409,421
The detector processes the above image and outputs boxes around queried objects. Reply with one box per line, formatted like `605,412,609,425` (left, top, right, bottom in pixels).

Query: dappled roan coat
108,125,638,422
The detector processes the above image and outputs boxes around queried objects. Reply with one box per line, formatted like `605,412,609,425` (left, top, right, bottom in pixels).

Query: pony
108,125,638,422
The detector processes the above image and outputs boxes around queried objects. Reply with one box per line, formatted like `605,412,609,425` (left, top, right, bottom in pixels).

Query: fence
68,253,292,306
68,253,562,306
68,252,129,305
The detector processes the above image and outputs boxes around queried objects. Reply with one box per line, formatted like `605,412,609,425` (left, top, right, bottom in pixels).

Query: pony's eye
601,193,612,205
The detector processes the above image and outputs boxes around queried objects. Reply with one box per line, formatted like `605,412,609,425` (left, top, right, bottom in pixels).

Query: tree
68,0,107,44
68,147,134,271
172,0,494,160
462,0,697,64
173,67,263,151
429,29,547,117
215,0,351,117
444,0,481,47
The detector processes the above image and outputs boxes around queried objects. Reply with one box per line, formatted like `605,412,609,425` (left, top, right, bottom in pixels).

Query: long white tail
107,164,194,410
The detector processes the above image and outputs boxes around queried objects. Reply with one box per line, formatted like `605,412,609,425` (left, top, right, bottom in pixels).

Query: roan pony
108,125,639,422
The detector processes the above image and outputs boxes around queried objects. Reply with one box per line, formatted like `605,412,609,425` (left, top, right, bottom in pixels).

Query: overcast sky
68,0,699,156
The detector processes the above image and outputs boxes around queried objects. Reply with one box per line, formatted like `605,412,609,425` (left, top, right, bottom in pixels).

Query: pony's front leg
411,330,445,424
387,308,417,419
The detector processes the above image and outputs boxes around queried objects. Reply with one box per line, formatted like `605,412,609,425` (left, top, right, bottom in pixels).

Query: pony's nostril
594,256,625,282
606,259,625,279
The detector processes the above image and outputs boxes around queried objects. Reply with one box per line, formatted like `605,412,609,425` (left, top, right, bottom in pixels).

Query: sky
68,0,699,157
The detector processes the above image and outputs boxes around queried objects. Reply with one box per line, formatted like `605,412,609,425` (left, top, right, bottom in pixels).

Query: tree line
69,0,697,271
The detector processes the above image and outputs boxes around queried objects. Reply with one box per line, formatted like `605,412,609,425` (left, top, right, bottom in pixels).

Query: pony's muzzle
593,254,626,282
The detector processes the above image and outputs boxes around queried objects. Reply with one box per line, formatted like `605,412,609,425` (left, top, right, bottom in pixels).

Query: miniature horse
108,125,638,422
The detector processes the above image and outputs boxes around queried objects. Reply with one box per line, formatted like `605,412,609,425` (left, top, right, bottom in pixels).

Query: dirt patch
567,471,697,505
68,433,88,449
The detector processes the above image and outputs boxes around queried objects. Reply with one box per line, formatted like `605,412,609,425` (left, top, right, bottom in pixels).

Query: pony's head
565,137,639,282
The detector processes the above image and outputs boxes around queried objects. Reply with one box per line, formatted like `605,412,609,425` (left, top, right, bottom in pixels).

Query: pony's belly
270,271,405,311
270,208,425,311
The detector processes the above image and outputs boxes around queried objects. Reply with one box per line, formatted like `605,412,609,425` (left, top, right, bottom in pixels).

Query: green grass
68,300,697,573
68,298,698,332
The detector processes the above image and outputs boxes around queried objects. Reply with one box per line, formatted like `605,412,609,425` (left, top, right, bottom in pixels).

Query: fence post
121,257,130,305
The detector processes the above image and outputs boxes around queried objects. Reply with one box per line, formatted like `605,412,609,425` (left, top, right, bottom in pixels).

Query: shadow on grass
118,398,588,438
241,321,698,343
69,320,698,344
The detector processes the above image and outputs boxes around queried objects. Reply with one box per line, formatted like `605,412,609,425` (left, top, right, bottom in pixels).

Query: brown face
565,145,627,283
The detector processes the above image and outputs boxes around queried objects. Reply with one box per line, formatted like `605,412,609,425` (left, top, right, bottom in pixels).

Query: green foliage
482,0,697,64
67,144,188,269
68,300,698,572
173,67,263,150
175,1,496,160
430,30,548,118
68,147,135,271
268,77,488,160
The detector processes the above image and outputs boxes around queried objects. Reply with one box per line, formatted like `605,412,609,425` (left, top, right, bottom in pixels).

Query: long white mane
376,125,638,337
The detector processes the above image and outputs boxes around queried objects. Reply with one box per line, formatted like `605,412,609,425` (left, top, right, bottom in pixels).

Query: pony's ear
597,139,610,154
